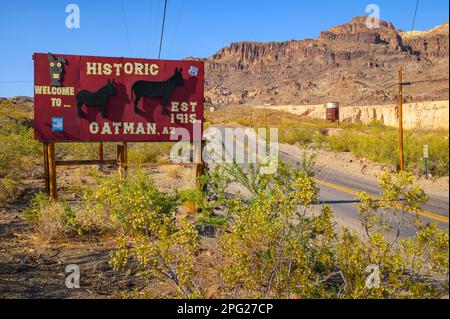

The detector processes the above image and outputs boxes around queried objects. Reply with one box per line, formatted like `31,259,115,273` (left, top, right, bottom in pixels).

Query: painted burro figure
76,79,117,118
48,52,66,87
131,67,184,115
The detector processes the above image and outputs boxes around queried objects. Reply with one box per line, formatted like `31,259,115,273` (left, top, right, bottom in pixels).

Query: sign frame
33,53,205,199
33,52,204,143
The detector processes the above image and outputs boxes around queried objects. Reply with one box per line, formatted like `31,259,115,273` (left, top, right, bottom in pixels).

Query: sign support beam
98,142,104,162
47,142,57,200
193,140,205,190
43,142,50,195
398,66,405,171
117,142,128,178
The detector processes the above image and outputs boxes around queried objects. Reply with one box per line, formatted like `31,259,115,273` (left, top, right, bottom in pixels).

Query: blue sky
0,0,448,97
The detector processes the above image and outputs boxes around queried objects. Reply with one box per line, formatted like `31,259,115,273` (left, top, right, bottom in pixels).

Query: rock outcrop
402,22,450,59
0,96,34,105
203,17,449,108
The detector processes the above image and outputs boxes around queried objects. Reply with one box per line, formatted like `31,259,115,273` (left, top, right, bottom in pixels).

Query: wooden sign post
42,142,57,200
117,142,128,178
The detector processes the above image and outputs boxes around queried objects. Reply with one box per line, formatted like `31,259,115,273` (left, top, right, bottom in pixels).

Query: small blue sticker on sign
188,66,199,77
52,117,64,132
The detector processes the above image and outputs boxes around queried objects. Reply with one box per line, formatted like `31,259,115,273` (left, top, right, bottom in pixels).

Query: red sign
33,53,204,142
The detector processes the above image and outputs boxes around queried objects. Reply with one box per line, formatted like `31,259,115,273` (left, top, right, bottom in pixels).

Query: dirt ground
1,150,447,298
0,164,223,299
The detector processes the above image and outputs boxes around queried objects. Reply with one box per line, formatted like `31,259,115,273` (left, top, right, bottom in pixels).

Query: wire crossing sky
0,0,448,96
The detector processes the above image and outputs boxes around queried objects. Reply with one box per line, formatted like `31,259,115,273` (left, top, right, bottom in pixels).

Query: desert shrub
127,142,174,164
312,130,327,147
25,192,76,241
404,130,449,176
0,177,20,205
0,114,40,204
178,188,204,215
58,142,100,160
198,165,231,205
57,142,174,165
295,147,317,176
208,158,448,298
82,171,199,296
279,128,315,145
336,171,449,298
219,162,336,298
326,126,449,176
179,189,204,207
81,171,176,234
110,215,199,297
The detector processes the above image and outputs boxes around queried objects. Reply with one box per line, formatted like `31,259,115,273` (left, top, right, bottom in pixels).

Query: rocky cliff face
203,17,449,107
402,22,449,59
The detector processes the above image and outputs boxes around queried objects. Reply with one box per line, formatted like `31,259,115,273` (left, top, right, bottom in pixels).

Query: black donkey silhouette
76,79,116,118
131,67,184,115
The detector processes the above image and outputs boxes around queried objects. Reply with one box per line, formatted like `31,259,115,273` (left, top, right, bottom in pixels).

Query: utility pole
265,104,268,131
397,66,405,171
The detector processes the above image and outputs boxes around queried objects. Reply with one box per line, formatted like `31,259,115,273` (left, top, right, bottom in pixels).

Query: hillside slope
202,17,449,107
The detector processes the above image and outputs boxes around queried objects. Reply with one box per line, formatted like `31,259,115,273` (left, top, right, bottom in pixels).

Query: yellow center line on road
230,131,449,224
314,178,362,197
315,178,449,224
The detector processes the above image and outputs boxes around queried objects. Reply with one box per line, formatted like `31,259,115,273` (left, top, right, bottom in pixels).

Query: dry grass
206,105,449,176
165,165,182,179
33,201,66,242
206,105,341,128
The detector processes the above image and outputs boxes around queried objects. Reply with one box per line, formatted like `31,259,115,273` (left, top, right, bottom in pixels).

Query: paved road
280,149,449,236
208,126,449,236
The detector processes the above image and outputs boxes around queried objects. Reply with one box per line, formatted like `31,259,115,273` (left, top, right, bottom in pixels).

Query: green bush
83,171,199,296
210,160,448,298
220,165,335,298
57,142,111,160
0,111,40,204
326,127,449,176
279,128,315,145
337,171,449,298
127,142,174,164
82,171,176,234
178,189,204,206
25,192,77,241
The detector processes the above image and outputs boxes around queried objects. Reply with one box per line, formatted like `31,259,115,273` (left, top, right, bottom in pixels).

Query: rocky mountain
202,17,449,107
0,96,34,105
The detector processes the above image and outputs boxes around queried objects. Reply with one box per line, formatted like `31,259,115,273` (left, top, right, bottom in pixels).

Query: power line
409,78,449,85
409,0,420,34
343,82,398,107
0,81,33,84
402,0,420,67
158,0,168,59
153,0,162,58
342,77,448,108
120,0,133,56
409,1,420,33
